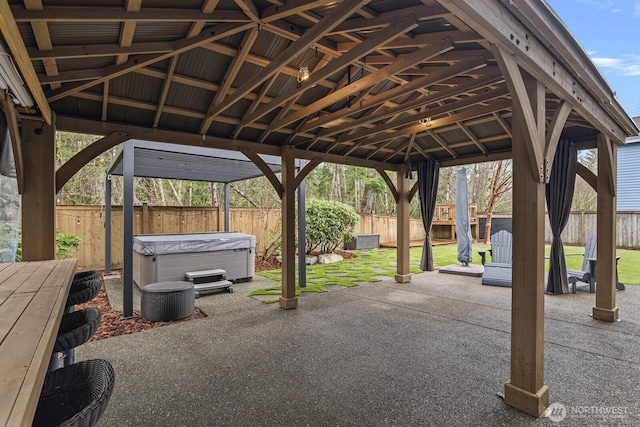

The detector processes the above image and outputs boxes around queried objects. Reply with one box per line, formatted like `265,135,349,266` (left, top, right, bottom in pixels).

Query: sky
545,0,640,118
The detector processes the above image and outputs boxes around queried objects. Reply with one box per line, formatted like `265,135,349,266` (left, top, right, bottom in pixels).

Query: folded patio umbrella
456,167,473,264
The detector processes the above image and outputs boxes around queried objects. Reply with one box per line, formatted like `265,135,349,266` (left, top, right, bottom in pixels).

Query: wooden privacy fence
544,211,640,249
481,211,640,249
57,205,281,270
56,205,428,270
60,206,639,270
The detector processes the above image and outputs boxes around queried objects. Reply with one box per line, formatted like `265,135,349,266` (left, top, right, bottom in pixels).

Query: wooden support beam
456,121,487,155
355,99,511,149
21,120,56,260
504,0,635,137
239,147,284,198
242,13,419,128
101,80,110,121
199,26,259,134
116,0,143,65
0,93,24,193
293,157,320,190
395,165,411,283
200,0,370,129
375,166,398,203
543,101,572,182
0,0,52,123
437,0,629,141
576,162,597,191
234,0,260,22
56,131,130,193
26,0,62,91
439,149,511,167
261,0,337,22
11,6,249,23
504,71,548,418
279,145,297,309
330,4,448,34
492,44,544,182
319,68,494,140
233,76,277,138
259,96,302,143
593,133,618,322
427,130,457,158
599,133,616,196
153,56,178,128
409,181,419,201
54,115,400,172
341,86,508,144
273,39,455,131
48,22,255,102
299,59,489,134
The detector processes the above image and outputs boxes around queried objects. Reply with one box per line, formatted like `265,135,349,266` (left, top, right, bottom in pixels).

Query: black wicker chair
66,279,101,308
72,271,99,286
33,359,115,427
50,308,101,370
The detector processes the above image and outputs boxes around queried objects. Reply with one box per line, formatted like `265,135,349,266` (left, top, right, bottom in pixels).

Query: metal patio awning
107,140,282,183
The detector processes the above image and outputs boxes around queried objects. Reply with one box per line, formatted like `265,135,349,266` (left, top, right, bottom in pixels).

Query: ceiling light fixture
418,117,432,127
297,65,311,86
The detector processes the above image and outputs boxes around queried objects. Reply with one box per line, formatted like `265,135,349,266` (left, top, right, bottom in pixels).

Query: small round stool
141,281,195,322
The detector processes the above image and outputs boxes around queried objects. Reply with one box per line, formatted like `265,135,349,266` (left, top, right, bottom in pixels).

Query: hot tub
133,232,255,287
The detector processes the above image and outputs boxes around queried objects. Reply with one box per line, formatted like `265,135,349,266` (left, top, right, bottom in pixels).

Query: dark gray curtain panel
418,160,440,271
545,139,577,294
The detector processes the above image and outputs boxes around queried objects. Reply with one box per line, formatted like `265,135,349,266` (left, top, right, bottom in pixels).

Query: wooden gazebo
1,0,637,417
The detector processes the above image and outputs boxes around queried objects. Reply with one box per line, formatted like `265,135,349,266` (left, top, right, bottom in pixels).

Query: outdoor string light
297,65,311,87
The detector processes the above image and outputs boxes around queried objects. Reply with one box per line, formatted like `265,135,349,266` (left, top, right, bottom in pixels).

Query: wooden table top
0,259,76,427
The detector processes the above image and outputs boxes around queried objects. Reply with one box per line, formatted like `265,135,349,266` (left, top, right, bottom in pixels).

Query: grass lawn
251,243,639,303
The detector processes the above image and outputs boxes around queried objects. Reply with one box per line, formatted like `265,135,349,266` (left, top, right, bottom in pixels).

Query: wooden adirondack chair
479,230,513,287
567,236,625,293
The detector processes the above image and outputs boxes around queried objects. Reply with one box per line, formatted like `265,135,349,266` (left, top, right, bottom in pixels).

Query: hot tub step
194,280,233,293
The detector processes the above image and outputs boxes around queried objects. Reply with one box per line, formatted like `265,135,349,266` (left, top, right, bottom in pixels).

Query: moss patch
251,244,640,303
251,248,423,302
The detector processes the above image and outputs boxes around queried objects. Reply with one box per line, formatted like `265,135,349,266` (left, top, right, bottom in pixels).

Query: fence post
370,211,375,234
142,203,149,234
581,210,585,246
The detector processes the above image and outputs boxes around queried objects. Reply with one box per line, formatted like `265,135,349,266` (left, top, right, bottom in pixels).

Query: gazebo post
495,48,549,417
104,173,112,274
224,183,230,232
593,133,619,321
395,164,411,283
297,159,306,288
21,120,56,261
122,140,135,319
279,145,297,309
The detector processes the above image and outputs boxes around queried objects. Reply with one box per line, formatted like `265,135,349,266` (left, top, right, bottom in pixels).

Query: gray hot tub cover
133,232,256,256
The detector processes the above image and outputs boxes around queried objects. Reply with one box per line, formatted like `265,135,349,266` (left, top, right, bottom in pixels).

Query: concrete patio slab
77,272,640,426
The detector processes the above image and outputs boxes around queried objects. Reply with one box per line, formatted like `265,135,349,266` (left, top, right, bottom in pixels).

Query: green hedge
305,199,359,254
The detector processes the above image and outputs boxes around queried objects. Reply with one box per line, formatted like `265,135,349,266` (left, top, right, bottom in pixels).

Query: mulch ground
78,250,356,341
76,275,206,342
